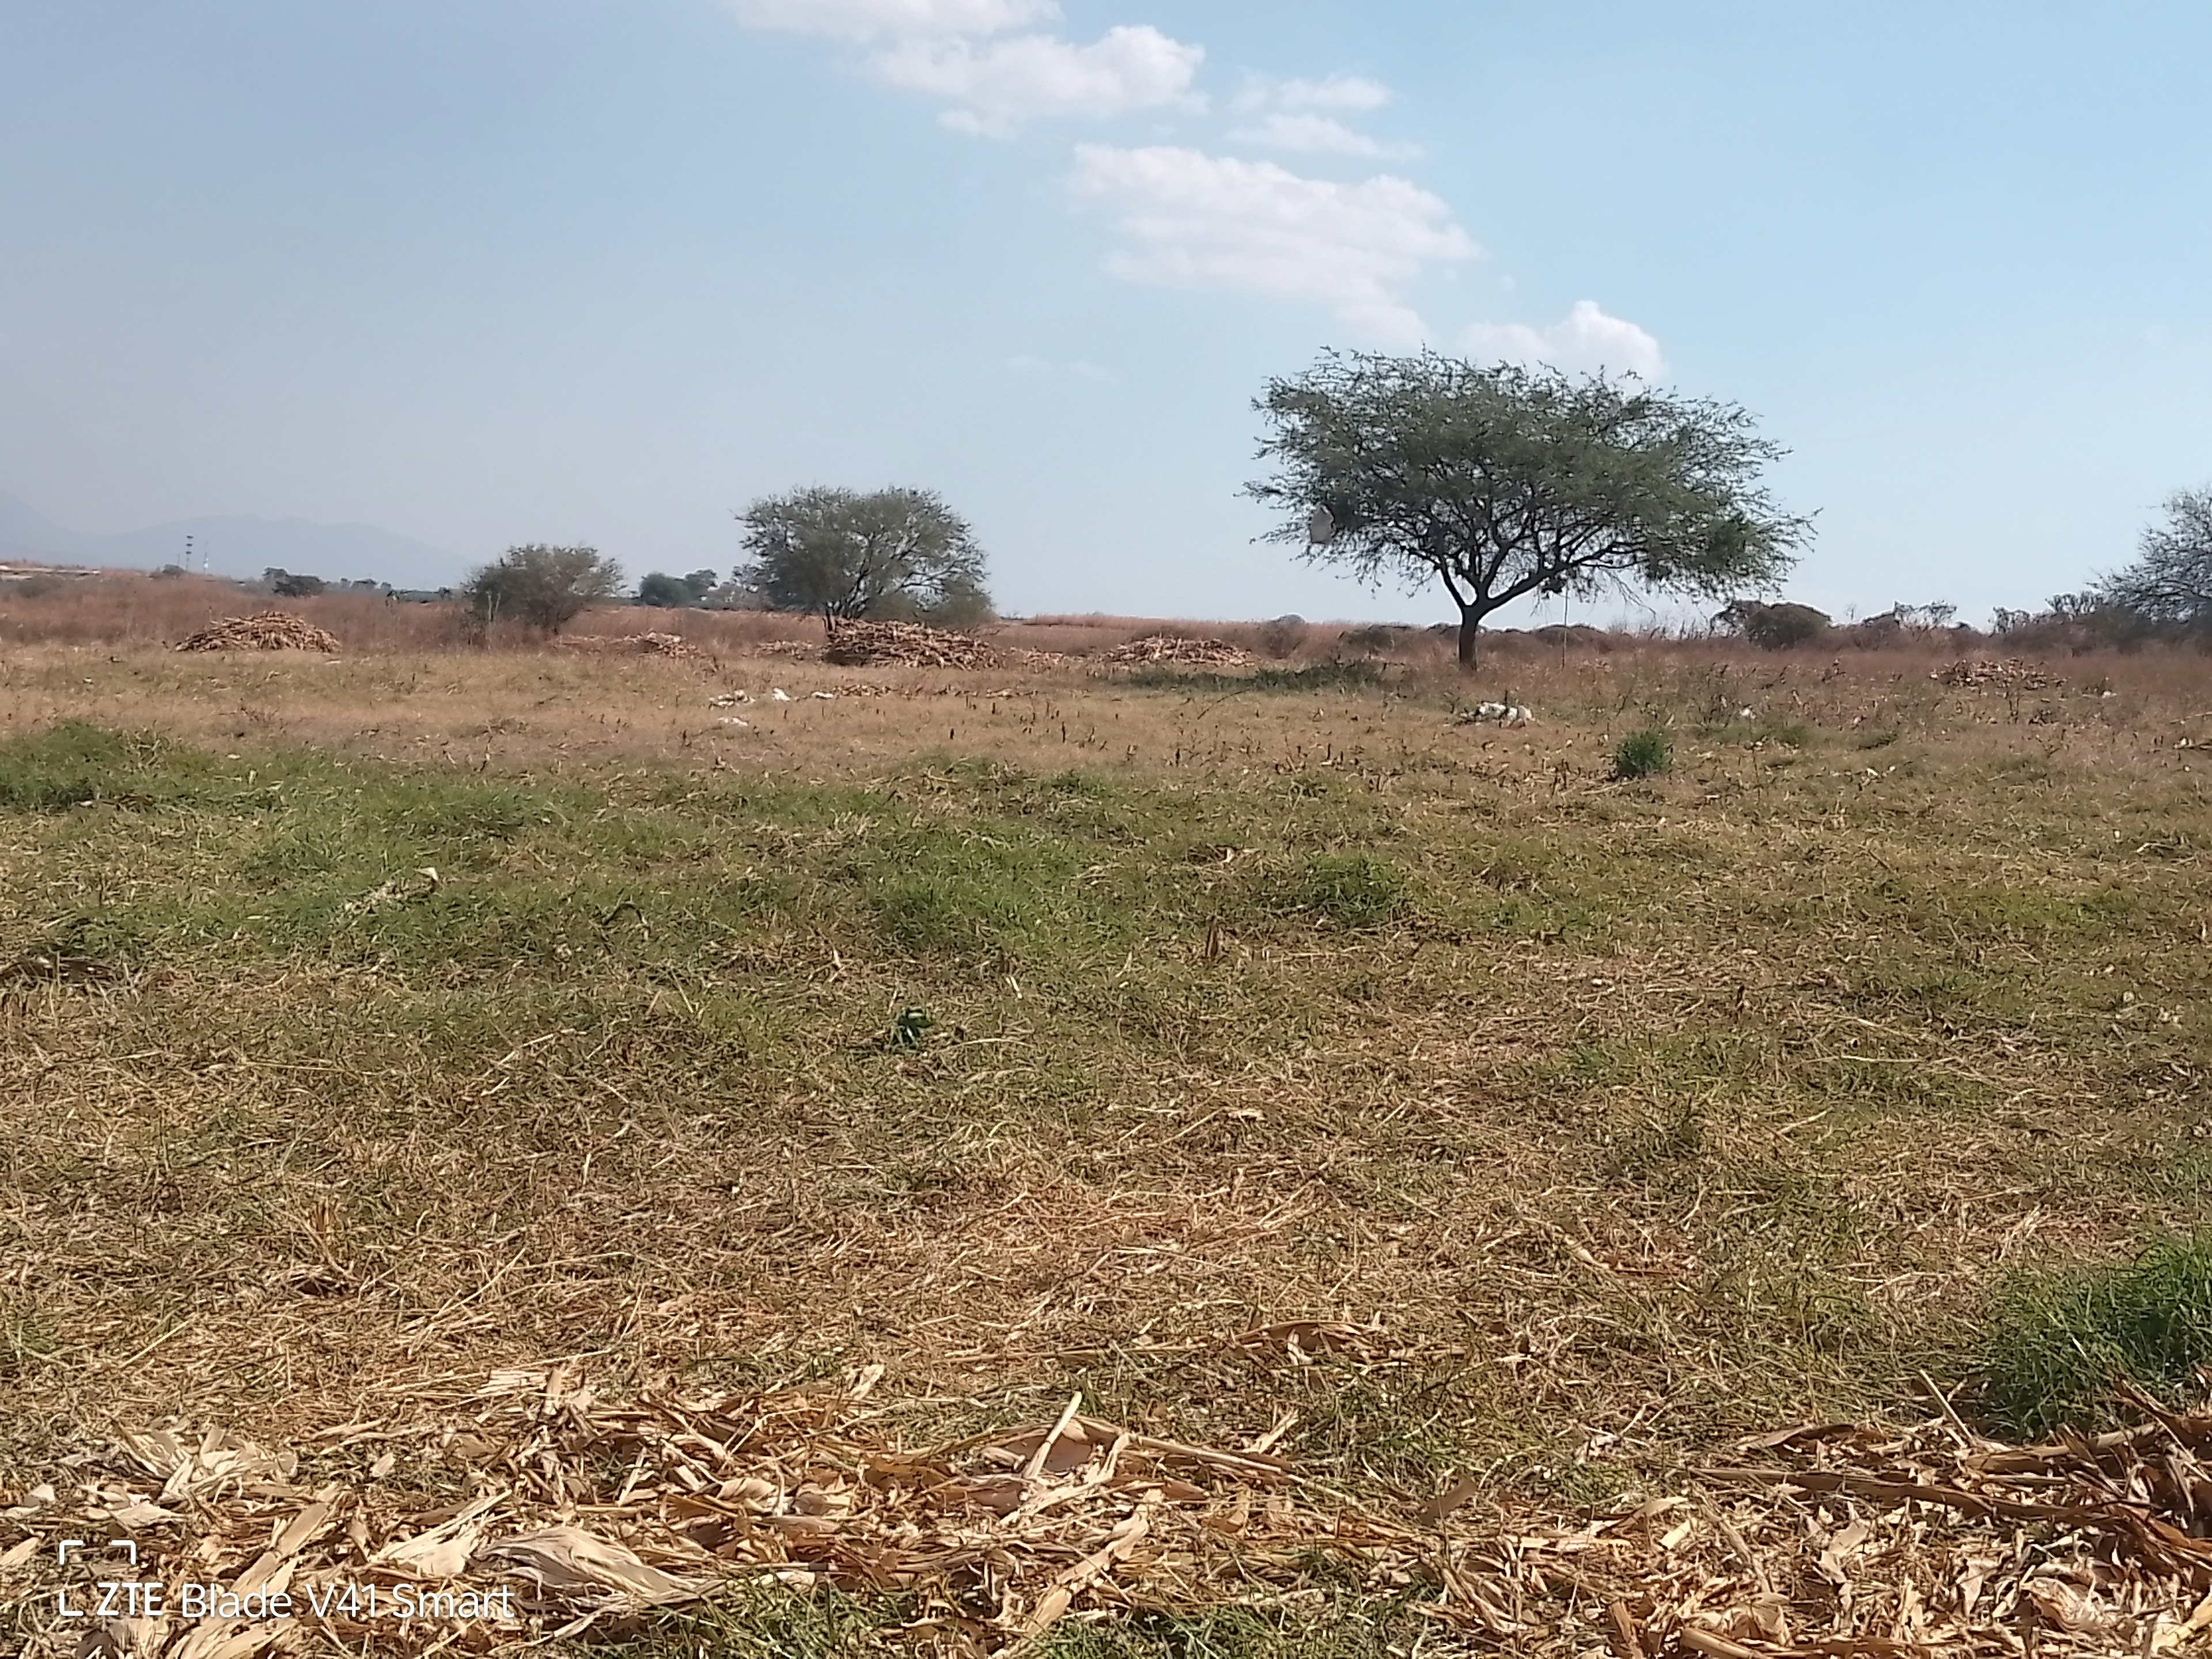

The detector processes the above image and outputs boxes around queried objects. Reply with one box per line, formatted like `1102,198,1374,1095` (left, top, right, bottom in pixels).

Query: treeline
1717,487,2212,653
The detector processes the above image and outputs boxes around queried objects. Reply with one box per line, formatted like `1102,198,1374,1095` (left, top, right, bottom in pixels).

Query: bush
1718,600,1830,649
636,572,696,609
1256,614,1309,658
263,568,327,599
1979,1235,2212,1436
462,545,623,635
1613,729,1671,780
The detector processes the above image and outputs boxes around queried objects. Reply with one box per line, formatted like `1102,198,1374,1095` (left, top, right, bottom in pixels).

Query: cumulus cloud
725,0,1054,39
1229,112,1416,159
1073,145,1475,343
876,25,1203,134
1461,300,1665,376
1230,73,1393,115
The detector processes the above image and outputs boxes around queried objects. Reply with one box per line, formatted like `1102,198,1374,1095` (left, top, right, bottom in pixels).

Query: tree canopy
636,571,698,608
736,487,990,625
2099,487,2212,629
1247,352,1809,666
462,544,622,634
263,568,327,599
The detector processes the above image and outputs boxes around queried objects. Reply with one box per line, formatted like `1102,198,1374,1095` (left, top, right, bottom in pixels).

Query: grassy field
2,635,2209,1653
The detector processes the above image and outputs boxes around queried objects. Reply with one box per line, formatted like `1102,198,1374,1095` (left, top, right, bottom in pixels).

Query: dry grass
1,631,2210,1653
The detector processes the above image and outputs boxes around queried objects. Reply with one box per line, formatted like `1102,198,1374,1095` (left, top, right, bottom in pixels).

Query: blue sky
2,0,2206,624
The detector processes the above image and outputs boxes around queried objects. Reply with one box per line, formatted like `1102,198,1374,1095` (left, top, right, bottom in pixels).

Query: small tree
463,544,622,634
736,486,990,624
683,569,719,600
263,567,327,599
1248,352,1809,668
2099,487,2212,630
636,571,696,609
1717,599,1830,649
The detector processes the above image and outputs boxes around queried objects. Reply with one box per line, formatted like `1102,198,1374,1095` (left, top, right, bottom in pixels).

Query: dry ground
2,631,2210,1654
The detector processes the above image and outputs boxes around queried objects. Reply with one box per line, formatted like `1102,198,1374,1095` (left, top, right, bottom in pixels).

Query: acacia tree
2100,487,2212,628
462,544,623,634
736,487,990,625
1247,352,1809,668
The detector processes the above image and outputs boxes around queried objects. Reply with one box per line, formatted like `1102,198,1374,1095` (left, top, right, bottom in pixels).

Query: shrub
1718,599,1831,649
264,568,327,599
1613,729,1671,780
1979,1235,2212,1436
462,545,623,635
636,572,697,609
1256,614,1309,658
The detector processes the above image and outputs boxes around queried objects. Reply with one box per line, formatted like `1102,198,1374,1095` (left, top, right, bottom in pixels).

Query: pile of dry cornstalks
1102,635,1255,667
823,620,998,668
10,1362,2212,1656
174,612,340,653
1935,657,2062,690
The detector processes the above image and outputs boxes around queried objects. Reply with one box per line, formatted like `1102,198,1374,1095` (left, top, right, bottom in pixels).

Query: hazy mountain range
0,491,465,590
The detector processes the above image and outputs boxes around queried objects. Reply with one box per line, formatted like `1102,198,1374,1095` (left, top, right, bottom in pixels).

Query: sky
2,0,2207,626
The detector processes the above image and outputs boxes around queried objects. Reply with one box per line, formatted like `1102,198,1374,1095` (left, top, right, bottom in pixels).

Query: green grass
1275,852,1408,927
5,694,2212,1650
1979,1234,2212,1435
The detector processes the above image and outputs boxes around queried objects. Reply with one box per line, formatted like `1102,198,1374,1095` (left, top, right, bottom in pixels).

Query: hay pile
1103,635,1254,667
15,1362,2212,1655
175,612,339,653
1936,657,2062,690
823,619,997,668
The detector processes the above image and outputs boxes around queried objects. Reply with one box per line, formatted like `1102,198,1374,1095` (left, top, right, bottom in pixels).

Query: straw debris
557,631,707,660
1935,657,2062,690
17,1365,2212,1656
173,612,340,653
1103,634,1255,666
822,619,999,668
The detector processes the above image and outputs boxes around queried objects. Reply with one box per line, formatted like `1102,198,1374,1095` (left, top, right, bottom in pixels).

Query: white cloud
1461,301,1665,376
1073,145,1475,343
876,25,1203,134
1230,73,1393,115
1229,112,1417,159
726,0,1054,38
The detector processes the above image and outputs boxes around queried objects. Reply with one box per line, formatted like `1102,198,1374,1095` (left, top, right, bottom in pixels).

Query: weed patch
1979,1234,2212,1435
1613,728,1671,779
1275,853,1408,927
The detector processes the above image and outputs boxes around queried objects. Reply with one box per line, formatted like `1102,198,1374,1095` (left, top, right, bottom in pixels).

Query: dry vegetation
3,577,2212,1656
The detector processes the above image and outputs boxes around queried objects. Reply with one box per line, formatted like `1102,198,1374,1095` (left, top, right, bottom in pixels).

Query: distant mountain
0,491,466,591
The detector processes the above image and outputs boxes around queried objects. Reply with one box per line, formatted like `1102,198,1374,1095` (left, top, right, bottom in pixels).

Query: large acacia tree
737,486,990,625
1247,352,1809,667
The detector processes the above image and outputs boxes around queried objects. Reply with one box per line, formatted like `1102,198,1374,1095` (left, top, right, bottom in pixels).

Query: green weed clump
1612,728,1672,780
1283,853,1407,927
1979,1234,2212,1435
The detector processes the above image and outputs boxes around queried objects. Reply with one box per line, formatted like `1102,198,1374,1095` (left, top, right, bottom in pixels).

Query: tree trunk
1457,607,1481,670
